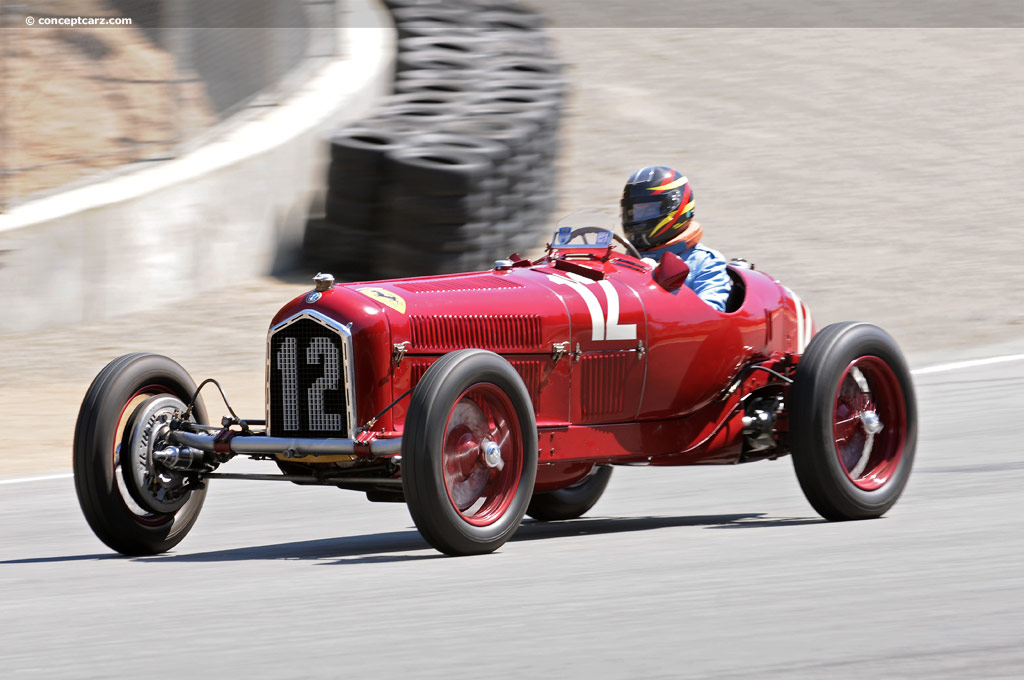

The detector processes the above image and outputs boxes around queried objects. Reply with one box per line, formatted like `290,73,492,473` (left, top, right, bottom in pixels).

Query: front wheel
790,322,917,521
73,353,209,556
402,350,538,556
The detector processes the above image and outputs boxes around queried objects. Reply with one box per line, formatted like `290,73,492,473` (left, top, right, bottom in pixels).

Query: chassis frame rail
168,430,403,457
204,472,403,485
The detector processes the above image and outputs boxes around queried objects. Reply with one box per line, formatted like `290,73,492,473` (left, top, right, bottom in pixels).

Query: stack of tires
303,0,565,281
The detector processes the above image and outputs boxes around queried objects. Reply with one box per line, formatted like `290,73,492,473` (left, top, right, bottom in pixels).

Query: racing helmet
621,166,694,250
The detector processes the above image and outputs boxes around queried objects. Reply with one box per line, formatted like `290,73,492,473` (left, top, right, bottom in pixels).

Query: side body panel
266,253,813,475
342,270,574,432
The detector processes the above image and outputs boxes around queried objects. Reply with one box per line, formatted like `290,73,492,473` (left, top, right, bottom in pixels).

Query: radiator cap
313,272,335,291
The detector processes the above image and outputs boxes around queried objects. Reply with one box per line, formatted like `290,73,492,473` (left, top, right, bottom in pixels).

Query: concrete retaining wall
0,0,394,334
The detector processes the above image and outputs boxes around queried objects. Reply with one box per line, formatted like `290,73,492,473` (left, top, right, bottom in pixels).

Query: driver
621,166,732,312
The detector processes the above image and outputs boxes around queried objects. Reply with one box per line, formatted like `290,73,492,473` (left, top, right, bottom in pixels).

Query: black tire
376,104,459,128
468,0,538,11
396,24,479,41
399,226,503,255
329,128,407,174
396,50,479,73
327,166,379,201
393,78,481,97
402,349,538,555
393,192,487,221
474,36,554,58
490,55,563,77
398,35,486,57
387,147,492,197
464,104,552,134
481,77,566,100
303,218,373,279
456,111,548,151
377,243,492,278
381,91,476,110
383,218,488,242
391,6,469,22
526,466,613,521
382,0,456,8
73,353,209,556
477,10,545,31
356,115,432,136
507,223,544,256
477,89,560,112
406,132,513,162
438,115,538,142
325,195,376,228
790,322,917,521
396,67,491,83
386,200,502,229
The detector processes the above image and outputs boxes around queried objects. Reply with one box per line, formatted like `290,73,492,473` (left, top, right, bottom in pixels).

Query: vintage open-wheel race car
74,218,917,556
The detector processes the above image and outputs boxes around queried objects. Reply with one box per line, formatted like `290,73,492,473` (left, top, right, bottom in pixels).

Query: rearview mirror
655,251,690,290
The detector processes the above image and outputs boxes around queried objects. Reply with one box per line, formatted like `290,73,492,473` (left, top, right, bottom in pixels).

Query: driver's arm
686,248,732,312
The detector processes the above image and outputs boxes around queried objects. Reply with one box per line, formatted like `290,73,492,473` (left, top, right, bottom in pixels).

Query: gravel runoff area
1,28,1020,475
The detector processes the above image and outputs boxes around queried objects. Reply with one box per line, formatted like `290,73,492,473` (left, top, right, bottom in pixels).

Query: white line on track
0,472,73,485
910,353,1024,376
1,355,1023,486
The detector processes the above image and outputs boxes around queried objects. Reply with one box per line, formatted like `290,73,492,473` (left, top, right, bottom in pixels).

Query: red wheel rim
832,356,907,491
441,383,523,527
113,384,178,527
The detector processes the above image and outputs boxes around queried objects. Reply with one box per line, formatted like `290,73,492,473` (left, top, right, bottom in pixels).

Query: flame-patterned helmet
621,166,695,250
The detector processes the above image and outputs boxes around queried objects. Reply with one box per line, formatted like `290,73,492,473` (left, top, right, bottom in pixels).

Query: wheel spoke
848,431,875,478
850,366,870,395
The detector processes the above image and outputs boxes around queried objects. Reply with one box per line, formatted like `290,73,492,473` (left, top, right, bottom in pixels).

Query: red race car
74,221,917,556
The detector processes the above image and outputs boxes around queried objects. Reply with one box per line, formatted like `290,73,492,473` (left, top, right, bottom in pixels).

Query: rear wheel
74,353,209,556
790,322,916,520
526,465,613,521
402,350,537,555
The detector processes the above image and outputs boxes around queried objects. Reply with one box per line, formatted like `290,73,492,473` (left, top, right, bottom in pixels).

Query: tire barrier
303,0,565,281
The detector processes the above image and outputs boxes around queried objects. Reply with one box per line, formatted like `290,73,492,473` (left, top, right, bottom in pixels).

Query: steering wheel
566,227,643,260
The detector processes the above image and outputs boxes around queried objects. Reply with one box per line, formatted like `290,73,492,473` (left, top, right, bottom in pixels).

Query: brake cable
746,365,794,384
181,378,245,429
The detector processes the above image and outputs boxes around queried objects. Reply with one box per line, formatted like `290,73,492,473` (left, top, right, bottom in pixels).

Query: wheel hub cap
482,439,504,470
860,410,884,435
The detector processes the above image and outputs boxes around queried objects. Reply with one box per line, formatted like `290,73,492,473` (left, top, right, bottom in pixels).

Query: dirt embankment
1,0,213,205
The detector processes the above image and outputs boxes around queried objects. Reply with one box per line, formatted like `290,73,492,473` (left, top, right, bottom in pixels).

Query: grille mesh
580,352,630,418
268,318,349,437
408,356,541,411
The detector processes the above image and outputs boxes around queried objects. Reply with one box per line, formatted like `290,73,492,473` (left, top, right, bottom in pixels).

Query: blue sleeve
684,248,732,312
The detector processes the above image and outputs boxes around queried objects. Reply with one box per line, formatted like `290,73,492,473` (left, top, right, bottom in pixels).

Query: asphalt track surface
2,22,1022,680
2,354,1023,679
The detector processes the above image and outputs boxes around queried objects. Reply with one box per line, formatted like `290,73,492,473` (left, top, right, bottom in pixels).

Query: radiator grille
397,276,524,293
409,314,542,351
408,357,432,387
407,356,541,411
580,352,630,419
268,316,353,438
508,359,541,411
